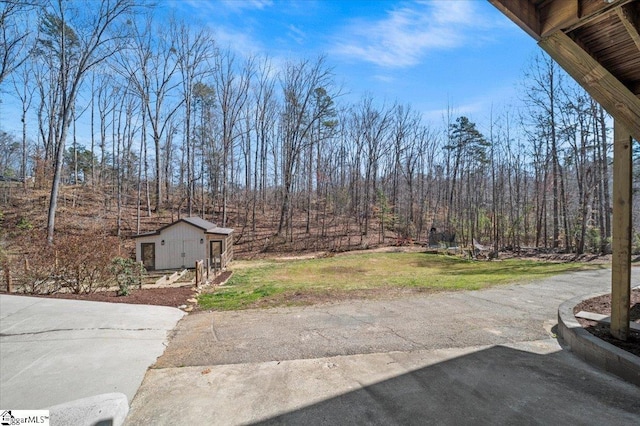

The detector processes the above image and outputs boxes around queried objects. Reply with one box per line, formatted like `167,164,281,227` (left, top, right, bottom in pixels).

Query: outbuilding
134,217,233,271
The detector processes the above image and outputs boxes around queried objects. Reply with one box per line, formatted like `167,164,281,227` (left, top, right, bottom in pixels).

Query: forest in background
2,0,640,261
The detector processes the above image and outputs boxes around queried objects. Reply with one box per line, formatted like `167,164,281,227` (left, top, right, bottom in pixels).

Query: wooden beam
562,0,635,32
539,31,640,142
489,0,541,40
611,120,632,341
539,0,579,37
616,4,640,51
490,0,636,38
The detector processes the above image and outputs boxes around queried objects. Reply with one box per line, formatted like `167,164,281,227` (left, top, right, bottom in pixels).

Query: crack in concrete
322,310,425,349
308,329,331,341
464,292,536,313
377,324,425,349
210,320,219,342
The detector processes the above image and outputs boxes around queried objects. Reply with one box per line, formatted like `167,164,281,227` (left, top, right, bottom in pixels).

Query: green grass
198,252,604,311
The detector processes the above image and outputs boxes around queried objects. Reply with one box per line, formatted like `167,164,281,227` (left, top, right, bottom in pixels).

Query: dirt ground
20,286,197,307
574,289,640,357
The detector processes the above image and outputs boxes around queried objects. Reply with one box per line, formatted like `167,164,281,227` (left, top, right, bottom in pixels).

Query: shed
133,217,233,271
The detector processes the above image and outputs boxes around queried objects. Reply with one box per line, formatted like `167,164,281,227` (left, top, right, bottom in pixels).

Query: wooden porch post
611,119,632,341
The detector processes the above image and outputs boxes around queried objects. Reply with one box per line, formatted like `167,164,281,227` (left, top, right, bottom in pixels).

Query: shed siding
159,222,206,269
135,223,206,270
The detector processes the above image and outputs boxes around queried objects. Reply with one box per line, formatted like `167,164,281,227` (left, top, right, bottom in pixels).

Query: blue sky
0,0,540,138
163,0,539,124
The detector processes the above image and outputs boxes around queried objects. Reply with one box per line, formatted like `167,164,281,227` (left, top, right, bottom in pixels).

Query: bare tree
172,20,215,216
276,56,335,237
593,101,611,253
0,0,38,85
348,96,393,238
214,49,253,227
0,130,21,178
116,14,182,213
11,62,36,185
251,56,277,232
34,0,136,243
522,52,565,249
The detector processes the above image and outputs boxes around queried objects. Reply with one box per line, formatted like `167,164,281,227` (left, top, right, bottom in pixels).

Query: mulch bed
8,286,197,307
573,289,640,357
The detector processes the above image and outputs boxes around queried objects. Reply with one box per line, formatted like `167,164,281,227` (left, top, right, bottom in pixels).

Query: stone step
575,310,640,332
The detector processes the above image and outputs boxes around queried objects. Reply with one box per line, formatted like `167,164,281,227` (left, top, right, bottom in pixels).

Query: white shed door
167,240,199,268
182,239,199,268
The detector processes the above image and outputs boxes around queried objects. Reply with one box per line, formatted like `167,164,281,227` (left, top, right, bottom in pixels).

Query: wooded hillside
1,0,639,259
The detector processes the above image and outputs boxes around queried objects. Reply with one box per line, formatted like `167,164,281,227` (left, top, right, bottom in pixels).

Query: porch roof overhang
490,0,640,140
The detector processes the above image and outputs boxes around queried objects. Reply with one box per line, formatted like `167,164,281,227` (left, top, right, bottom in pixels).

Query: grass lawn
198,252,605,310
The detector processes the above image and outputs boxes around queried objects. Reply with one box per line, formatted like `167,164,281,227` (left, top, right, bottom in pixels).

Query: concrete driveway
126,268,640,425
0,295,184,409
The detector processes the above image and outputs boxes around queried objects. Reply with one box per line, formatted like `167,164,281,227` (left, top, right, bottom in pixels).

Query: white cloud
331,0,490,68
211,25,264,56
176,0,273,16
372,74,395,83
218,0,274,12
287,24,306,44
420,86,523,128
424,101,485,123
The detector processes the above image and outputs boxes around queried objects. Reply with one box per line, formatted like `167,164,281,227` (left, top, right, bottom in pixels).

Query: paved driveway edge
557,291,640,387
48,393,129,426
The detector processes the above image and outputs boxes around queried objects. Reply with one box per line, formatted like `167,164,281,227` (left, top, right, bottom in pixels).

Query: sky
162,0,539,125
0,0,541,139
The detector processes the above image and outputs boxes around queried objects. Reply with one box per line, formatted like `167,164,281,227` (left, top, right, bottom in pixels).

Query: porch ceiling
489,0,640,141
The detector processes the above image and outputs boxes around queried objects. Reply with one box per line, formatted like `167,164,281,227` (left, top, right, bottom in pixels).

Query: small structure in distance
134,217,233,271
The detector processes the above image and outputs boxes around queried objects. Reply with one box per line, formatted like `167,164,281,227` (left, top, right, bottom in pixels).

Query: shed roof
132,216,233,238
182,216,217,231
206,226,234,235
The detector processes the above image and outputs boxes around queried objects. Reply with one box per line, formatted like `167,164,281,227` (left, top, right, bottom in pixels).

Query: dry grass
198,252,605,310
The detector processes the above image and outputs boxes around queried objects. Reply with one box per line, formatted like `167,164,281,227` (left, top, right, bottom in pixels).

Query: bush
7,230,122,294
16,217,33,231
55,234,121,293
110,257,145,296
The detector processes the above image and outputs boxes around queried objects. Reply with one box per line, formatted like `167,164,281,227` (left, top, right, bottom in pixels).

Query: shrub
16,217,33,231
7,230,122,294
110,257,145,296
54,234,121,294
